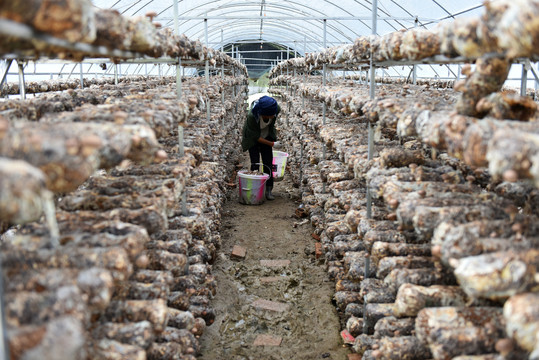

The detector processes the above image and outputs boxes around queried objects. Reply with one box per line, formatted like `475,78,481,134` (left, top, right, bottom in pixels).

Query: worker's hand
272,141,281,148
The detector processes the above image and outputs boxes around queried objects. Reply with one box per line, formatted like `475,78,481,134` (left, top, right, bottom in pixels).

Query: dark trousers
248,141,274,188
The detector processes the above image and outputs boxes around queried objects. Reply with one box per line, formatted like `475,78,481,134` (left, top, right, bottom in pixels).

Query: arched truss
88,0,488,79
93,0,485,54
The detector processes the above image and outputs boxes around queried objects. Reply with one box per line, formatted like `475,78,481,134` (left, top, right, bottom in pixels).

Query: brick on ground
231,245,246,259
315,242,323,259
253,334,283,346
252,299,289,312
260,259,290,267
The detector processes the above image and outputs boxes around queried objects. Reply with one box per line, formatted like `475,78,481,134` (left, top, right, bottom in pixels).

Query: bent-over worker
241,95,281,200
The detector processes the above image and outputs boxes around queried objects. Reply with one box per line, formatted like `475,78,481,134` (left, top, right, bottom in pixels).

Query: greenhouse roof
91,0,486,54
5,1,532,84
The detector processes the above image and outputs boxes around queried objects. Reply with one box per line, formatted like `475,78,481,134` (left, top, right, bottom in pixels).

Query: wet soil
198,166,350,360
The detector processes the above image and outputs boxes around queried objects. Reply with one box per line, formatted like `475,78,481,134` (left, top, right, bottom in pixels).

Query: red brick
315,242,323,259
260,276,284,283
231,245,246,259
253,334,282,346
260,259,290,267
252,299,289,312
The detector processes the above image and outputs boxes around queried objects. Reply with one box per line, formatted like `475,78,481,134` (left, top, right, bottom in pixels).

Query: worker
241,95,281,200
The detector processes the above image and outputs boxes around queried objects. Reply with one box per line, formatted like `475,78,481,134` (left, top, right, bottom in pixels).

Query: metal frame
366,0,377,220
92,0,485,53
0,60,13,95
1,1,490,81
161,0,371,40
170,2,480,81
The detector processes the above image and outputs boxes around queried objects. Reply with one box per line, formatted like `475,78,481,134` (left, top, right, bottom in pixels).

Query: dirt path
198,164,350,359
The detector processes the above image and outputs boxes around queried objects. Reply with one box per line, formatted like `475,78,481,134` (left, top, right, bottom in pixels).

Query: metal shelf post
17,60,26,99
0,60,13,96
366,0,378,219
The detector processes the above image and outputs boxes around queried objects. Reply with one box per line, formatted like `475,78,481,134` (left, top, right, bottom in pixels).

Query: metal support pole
302,36,306,109
299,34,307,198
114,64,118,85
205,17,210,123
221,29,225,129
286,102,290,127
366,0,377,219
322,66,326,126
300,108,304,185
204,18,209,85
206,101,211,126
413,18,418,85
323,18,327,50
364,255,370,278
176,3,187,213
57,63,66,79
174,0,182,100
177,59,183,96
79,63,84,89
232,68,236,97
17,61,26,100
182,191,188,216
286,46,290,77
362,295,369,334
67,63,77,79
231,44,236,98
0,256,9,360
220,31,224,81
322,19,327,166
233,63,236,118
0,59,13,95
521,62,529,96
236,49,240,96
526,62,539,98
133,63,141,76
178,123,184,157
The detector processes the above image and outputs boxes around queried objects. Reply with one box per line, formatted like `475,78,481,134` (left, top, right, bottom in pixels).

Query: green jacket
241,105,280,152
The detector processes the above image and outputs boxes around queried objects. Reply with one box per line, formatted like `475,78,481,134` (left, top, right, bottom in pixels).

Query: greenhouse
1,0,539,359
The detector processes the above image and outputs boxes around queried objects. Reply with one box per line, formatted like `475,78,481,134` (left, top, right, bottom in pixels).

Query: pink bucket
272,151,288,182
238,170,269,205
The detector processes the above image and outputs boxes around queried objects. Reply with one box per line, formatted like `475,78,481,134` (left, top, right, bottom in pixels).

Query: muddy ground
198,159,351,360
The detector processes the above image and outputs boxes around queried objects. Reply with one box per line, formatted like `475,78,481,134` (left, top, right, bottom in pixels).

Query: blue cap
255,96,278,116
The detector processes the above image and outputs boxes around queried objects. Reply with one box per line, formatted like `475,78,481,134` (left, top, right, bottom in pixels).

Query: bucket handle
250,162,273,175
239,163,270,189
